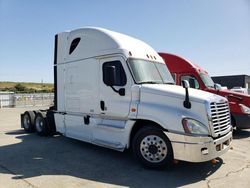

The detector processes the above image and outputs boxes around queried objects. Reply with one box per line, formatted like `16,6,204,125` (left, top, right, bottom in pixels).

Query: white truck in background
21,27,232,169
230,87,248,94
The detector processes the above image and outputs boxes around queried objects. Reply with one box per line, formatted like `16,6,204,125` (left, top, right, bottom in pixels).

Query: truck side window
171,73,176,84
181,75,199,89
69,38,81,54
103,61,127,86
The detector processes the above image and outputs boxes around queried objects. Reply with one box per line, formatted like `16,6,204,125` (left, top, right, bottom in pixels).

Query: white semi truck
21,27,232,168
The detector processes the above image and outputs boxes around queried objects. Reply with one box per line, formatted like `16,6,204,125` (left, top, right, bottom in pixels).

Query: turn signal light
131,108,136,112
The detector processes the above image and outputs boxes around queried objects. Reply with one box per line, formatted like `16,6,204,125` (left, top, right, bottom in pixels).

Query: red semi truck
159,52,250,129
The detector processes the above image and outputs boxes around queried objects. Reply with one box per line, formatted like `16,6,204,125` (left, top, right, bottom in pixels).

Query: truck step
92,139,125,151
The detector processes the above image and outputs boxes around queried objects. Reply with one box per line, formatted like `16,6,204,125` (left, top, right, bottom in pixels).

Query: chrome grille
210,101,231,136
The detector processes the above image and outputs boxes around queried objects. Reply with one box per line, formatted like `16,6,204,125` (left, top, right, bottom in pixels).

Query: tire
132,126,173,169
231,115,236,128
46,110,56,135
34,112,49,136
22,111,35,132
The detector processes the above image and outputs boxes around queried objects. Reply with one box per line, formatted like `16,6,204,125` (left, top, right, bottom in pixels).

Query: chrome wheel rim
35,116,44,132
140,135,167,163
23,114,30,129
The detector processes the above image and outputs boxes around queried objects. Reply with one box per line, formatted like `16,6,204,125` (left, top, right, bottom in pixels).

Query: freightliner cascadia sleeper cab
21,28,232,169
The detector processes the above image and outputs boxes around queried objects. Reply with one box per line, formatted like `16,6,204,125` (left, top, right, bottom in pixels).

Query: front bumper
165,131,233,162
233,113,250,129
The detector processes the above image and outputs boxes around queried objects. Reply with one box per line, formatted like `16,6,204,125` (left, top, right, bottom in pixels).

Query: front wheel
132,126,173,169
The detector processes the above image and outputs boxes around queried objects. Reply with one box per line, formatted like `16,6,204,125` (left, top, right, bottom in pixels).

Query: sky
0,0,250,83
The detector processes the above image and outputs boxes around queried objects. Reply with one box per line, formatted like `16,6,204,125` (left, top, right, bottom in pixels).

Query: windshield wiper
163,82,175,85
138,81,161,84
207,85,214,88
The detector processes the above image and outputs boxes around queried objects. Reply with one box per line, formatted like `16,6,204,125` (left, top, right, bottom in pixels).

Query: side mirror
182,80,190,89
118,88,125,96
214,83,222,91
182,80,191,109
104,66,116,86
103,66,125,96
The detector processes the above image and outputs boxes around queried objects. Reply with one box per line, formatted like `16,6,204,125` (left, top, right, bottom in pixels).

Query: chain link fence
0,92,54,108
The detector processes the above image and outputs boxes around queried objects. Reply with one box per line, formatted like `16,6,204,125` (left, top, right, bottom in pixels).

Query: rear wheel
34,112,49,136
132,126,173,169
23,111,35,132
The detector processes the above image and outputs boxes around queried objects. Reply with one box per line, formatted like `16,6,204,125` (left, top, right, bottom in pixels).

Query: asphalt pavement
0,107,250,188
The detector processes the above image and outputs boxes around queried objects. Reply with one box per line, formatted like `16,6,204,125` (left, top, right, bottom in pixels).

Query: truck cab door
99,56,132,119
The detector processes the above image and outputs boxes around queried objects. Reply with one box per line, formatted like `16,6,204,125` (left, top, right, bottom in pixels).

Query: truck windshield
200,73,215,88
128,59,174,84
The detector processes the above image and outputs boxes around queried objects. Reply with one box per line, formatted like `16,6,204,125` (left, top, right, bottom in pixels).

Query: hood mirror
182,80,190,89
182,80,191,109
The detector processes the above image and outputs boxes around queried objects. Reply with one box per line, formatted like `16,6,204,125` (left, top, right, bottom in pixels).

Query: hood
217,89,250,107
140,84,227,104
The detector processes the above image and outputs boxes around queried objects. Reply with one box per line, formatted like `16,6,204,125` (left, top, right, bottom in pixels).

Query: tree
14,84,27,92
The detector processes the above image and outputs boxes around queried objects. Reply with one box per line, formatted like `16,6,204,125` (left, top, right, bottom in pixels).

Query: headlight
182,118,209,135
239,104,250,114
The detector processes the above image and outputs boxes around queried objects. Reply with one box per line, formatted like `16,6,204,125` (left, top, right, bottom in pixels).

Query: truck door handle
100,101,105,111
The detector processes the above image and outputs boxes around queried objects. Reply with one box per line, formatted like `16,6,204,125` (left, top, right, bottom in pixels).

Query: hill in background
0,82,54,93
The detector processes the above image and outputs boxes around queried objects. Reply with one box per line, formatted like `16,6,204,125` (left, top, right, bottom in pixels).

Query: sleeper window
69,38,81,54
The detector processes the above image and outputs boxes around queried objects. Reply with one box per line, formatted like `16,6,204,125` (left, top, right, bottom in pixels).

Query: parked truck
159,52,250,130
21,28,232,169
